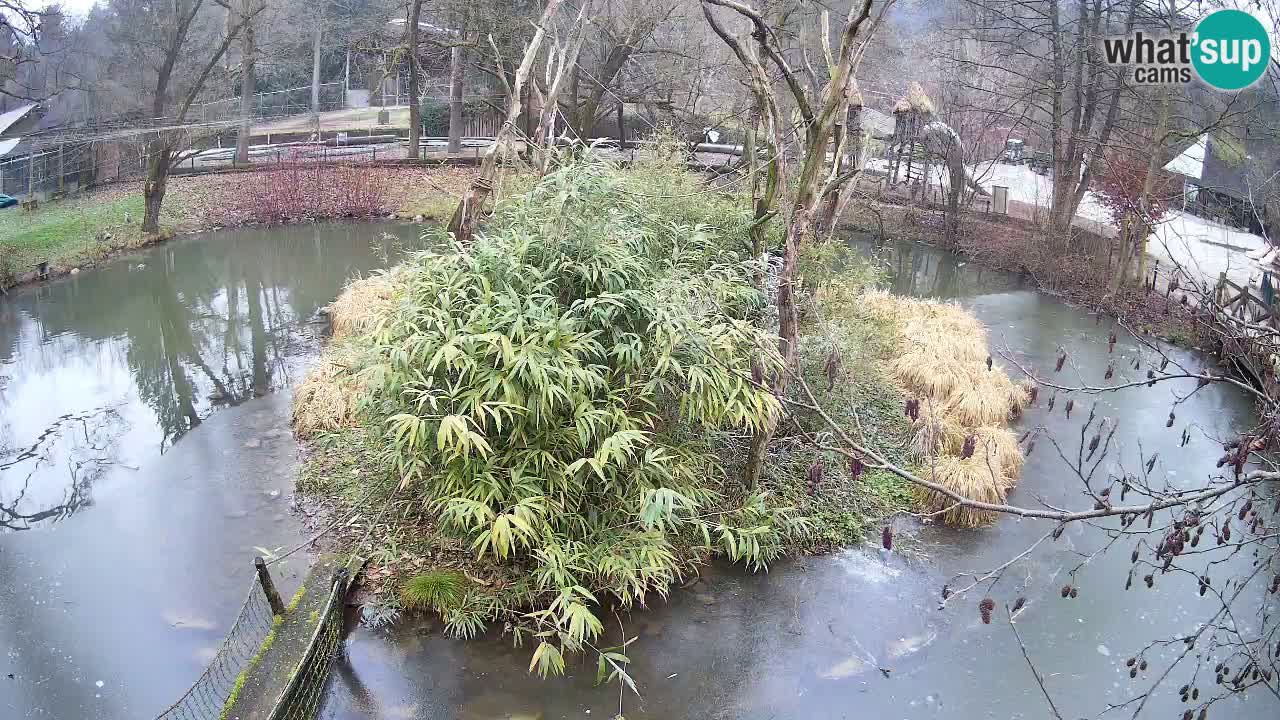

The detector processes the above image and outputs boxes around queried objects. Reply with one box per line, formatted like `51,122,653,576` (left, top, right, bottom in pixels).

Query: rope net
267,569,352,720
155,580,277,720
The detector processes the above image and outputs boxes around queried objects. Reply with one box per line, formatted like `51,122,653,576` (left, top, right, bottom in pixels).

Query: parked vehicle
0,194,18,209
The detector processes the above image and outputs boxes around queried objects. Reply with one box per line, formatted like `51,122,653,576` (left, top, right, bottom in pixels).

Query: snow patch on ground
960,162,1269,288
1149,212,1269,289
865,156,1272,287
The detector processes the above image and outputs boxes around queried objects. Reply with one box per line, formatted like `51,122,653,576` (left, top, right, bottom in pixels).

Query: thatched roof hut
905,82,936,116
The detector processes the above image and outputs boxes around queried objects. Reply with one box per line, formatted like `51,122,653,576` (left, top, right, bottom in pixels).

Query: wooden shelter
887,82,936,190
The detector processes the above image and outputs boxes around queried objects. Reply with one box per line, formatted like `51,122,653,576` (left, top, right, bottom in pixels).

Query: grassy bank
0,186,156,284
289,154,1031,680
0,164,477,289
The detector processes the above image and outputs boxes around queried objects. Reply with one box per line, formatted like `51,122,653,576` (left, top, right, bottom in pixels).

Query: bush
227,159,391,224
347,158,805,672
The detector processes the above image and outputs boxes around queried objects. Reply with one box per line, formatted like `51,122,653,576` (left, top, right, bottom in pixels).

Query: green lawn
0,191,151,281
0,164,476,288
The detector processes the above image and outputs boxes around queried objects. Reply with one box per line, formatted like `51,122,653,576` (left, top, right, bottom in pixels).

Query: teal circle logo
1192,9,1271,90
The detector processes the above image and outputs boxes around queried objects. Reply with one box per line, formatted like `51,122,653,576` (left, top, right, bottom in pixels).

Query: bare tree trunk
534,1,593,174
310,13,323,135
615,95,625,147
447,0,566,242
704,0,877,491
234,1,257,165
1110,116,1170,295
140,2,252,235
816,119,846,236
142,139,171,234
447,45,465,154
405,0,424,160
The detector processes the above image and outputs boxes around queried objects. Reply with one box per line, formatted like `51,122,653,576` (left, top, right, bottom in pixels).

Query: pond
2,226,1274,720
314,236,1278,720
0,222,422,719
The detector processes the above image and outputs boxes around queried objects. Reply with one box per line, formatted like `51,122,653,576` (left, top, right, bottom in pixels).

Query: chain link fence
150,563,358,720
154,579,278,720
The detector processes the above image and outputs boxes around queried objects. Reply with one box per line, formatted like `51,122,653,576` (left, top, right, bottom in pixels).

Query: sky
33,0,96,20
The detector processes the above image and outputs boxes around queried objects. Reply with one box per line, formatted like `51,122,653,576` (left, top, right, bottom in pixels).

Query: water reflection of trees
847,235,1026,299
0,224,418,527
0,408,124,530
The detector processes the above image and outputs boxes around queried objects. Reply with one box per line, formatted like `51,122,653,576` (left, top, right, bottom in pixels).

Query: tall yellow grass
327,271,399,342
863,291,1030,527
293,271,403,437
292,355,366,438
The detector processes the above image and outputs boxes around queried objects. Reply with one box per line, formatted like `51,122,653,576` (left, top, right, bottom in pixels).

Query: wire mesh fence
154,579,278,720
193,83,347,124
266,567,352,720
0,141,107,198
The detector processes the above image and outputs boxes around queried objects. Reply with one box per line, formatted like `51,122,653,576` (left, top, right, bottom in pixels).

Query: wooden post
255,556,287,615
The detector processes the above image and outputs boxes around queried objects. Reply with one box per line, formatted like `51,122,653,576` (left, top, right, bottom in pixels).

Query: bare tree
403,0,424,159
533,0,595,173
564,0,678,138
702,0,888,488
106,0,260,233
234,0,266,164
0,0,44,103
940,0,1138,239
446,0,570,243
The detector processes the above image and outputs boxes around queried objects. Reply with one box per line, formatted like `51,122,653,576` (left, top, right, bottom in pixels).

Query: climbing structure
887,82,937,192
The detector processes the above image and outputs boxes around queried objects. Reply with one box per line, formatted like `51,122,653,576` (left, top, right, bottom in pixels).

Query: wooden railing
1214,273,1277,326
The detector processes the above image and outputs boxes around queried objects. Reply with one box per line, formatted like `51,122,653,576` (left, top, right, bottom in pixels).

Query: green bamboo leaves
359,159,806,675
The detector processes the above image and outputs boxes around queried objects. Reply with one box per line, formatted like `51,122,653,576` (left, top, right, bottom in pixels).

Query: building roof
386,18,459,37
1164,132,1278,202
1162,134,1206,178
0,138,19,158
1202,134,1277,201
0,103,38,137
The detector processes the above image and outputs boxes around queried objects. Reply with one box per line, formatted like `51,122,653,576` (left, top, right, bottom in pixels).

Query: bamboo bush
323,159,807,675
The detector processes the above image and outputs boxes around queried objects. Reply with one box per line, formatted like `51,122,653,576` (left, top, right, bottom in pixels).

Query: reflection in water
1,222,422,720
0,406,123,529
319,235,1277,720
0,223,420,529
849,233,1030,299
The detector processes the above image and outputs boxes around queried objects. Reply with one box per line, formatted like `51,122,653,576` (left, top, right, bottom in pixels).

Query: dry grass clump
863,291,1029,527
968,426,1024,485
911,403,963,456
292,353,367,438
944,371,1027,426
917,456,1006,526
294,271,406,437
294,269,408,436
327,271,399,341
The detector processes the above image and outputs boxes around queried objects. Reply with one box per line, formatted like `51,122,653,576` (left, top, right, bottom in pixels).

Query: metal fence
265,567,353,720
193,83,347,124
0,141,105,198
154,579,278,720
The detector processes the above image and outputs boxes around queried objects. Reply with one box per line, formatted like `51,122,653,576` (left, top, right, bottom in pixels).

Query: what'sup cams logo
1103,9,1271,90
